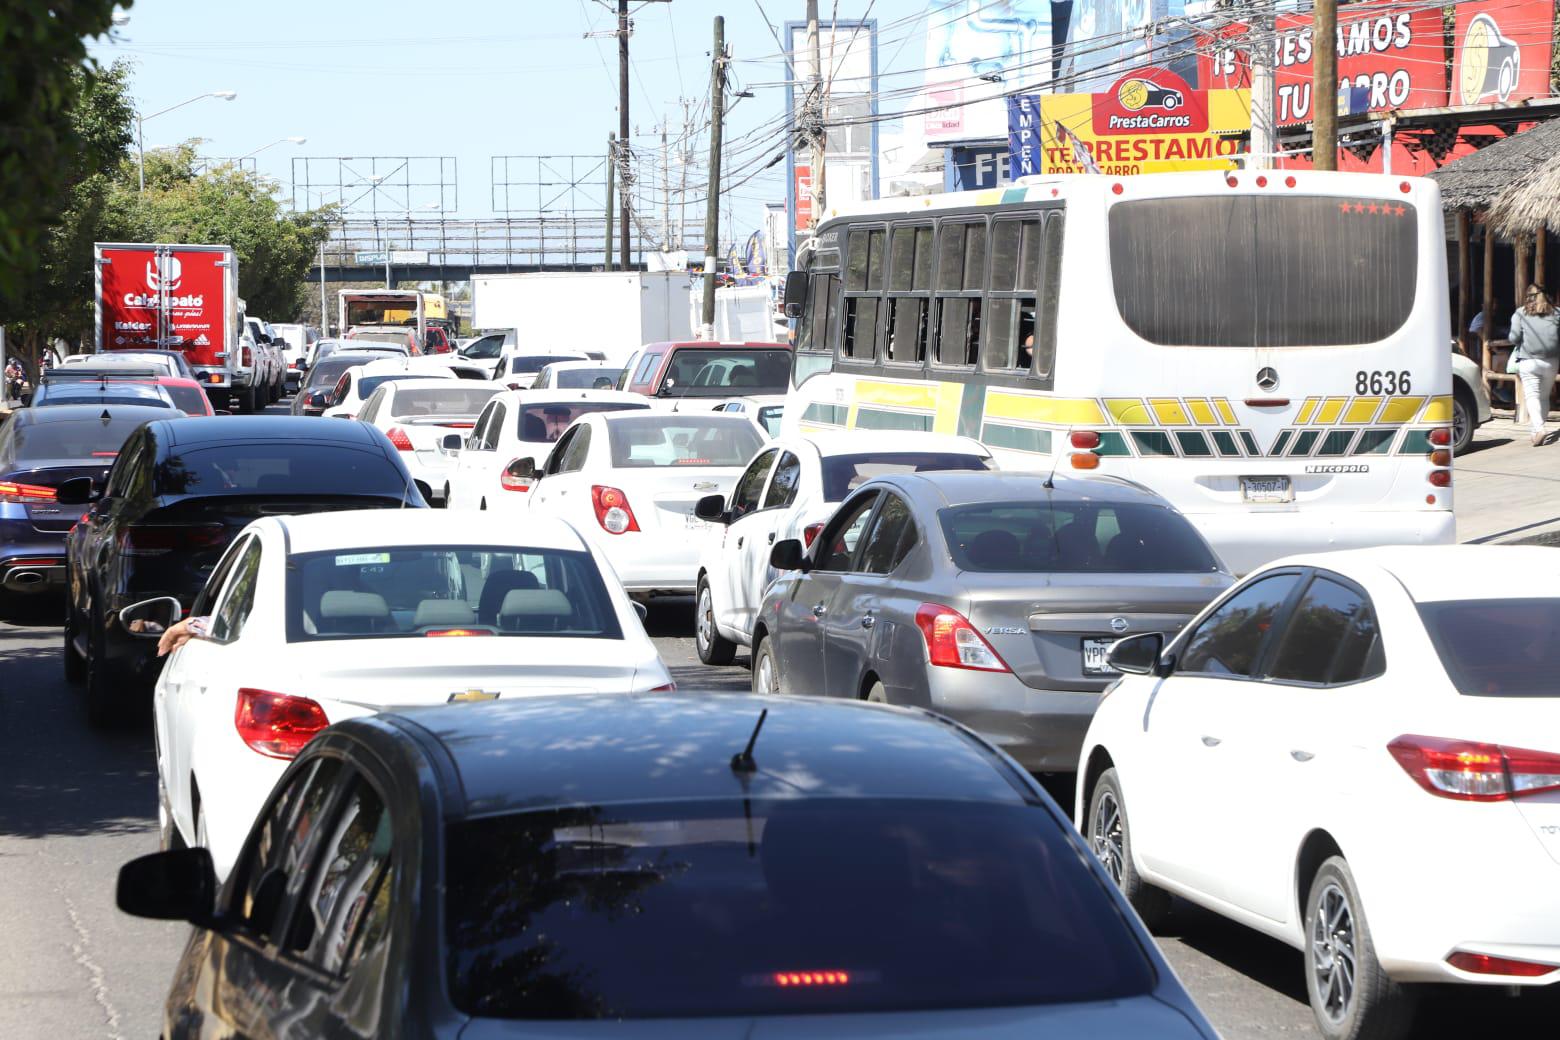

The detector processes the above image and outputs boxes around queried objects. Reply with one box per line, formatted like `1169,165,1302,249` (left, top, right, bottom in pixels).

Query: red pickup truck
620,341,792,406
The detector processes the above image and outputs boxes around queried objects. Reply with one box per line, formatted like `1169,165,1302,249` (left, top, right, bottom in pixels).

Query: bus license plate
1082,639,1117,675
1241,476,1293,504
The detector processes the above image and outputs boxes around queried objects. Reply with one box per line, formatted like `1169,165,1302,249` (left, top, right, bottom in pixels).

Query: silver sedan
753,471,1234,773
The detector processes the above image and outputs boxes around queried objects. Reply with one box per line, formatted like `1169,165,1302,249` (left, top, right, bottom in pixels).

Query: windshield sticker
335,552,391,566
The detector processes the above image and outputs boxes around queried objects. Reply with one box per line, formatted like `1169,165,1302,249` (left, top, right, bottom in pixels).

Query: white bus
780,171,1454,573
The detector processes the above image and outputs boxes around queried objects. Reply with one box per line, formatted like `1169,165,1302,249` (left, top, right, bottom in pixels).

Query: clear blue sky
90,0,919,237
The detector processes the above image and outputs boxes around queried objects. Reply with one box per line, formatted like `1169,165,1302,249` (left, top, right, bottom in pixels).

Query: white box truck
470,271,693,364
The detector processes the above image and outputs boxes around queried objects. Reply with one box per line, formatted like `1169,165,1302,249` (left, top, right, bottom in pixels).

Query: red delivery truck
94,242,241,406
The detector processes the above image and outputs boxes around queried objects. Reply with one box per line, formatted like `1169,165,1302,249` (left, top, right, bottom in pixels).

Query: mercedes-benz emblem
1256,367,1280,392
1109,616,1129,634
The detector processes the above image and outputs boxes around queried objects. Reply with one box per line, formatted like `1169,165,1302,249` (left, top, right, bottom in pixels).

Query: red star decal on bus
1393,205,1406,216
1353,203,1367,213
1367,203,1380,214
1339,202,1351,213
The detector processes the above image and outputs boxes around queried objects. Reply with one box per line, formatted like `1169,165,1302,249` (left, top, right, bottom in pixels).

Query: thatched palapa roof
1429,119,1560,214
1488,161,1560,237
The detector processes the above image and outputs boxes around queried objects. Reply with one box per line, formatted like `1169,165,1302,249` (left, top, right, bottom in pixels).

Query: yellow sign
1040,71,1250,176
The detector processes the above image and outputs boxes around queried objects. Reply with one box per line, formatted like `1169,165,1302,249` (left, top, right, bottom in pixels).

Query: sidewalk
1455,412,1560,544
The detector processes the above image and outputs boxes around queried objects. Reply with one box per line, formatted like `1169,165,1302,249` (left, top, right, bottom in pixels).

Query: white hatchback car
494,351,589,390
532,359,624,391
1077,546,1560,1040
355,377,502,505
442,389,650,514
322,356,457,418
692,432,994,664
528,411,767,598
132,509,673,881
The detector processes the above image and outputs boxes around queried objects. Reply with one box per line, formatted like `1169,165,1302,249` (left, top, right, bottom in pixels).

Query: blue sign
1007,95,1043,179
945,145,1009,192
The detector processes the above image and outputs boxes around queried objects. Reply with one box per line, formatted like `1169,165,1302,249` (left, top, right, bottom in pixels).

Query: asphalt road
0,399,1555,1038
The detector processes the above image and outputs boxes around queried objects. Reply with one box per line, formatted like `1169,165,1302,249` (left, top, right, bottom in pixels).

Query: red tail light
234,688,329,759
1446,952,1559,977
120,523,226,557
1069,430,1100,450
241,346,253,367
501,459,535,493
385,426,415,451
1428,427,1452,447
774,970,851,987
424,628,493,637
914,603,1010,672
648,682,677,692
442,421,475,429
591,485,640,534
802,522,824,548
0,481,58,504
1387,735,1560,802
1428,469,1452,488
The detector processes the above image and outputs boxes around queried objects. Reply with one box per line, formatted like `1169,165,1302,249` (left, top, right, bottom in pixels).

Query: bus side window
983,218,1041,373
1036,212,1065,385
842,228,885,361
884,224,932,365
933,220,986,367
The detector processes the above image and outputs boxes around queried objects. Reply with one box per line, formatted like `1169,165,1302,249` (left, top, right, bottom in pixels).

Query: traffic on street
5,3,1560,1039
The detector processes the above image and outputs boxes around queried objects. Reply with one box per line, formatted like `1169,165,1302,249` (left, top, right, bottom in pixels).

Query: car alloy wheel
695,581,736,665
752,639,779,695
1451,394,1473,455
1311,881,1357,1026
1090,789,1125,885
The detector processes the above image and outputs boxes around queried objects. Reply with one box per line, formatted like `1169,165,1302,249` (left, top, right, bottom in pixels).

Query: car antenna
730,708,768,773
1042,443,1063,489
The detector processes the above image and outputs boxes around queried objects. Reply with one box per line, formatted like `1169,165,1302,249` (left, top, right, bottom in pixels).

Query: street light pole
136,90,237,192
238,136,306,160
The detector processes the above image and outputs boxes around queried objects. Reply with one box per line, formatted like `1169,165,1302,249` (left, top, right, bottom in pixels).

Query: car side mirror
657,378,675,397
783,270,808,318
694,494,727,523
120,596,184,638
440,433,463,453
770,538,808,572
55,476,100,505
1105,632,1167,676
116,847,219,927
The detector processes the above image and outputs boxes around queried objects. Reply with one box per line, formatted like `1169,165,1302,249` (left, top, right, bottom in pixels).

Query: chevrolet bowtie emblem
448,689,500,703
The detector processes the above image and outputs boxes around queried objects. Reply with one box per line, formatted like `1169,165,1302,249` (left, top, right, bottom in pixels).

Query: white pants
1518,356,1558,434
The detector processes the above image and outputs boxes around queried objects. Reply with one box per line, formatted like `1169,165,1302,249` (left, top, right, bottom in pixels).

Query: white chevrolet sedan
131,509,672,881
1076,546,1560,1040
355,377,501,504
528,411,766,598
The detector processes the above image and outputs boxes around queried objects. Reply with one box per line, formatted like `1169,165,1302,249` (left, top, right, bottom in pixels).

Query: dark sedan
290,352,388,416
61,415,425,726
118,693,1217,1038
0,405,169,605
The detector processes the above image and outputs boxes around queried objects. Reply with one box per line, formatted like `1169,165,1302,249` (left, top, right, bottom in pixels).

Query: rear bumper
191,367,232,390
926,671,1100,773
1185,509,1455,575
599,531,703,594
0,521,70,595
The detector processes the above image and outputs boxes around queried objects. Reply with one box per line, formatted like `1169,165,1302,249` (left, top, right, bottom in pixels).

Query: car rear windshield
285,545,621,642
6,417,147,461
606,416,763,467
941,500,1221,573
1418,599,1560,698
518,402,648,442
822,451,991,502
162,384,209,414
661,348,791,396
155,443,409,498
1109,196,1417,347
445,798,1153,1020
347,329,412,347
34,387,175,409
305,357,364,388
359,374,440,399
553,367,623,389
756,405,783,437
389,386,499,417
508,355,576,375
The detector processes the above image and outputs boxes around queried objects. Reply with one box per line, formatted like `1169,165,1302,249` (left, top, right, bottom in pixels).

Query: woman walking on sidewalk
1510,284,1560,446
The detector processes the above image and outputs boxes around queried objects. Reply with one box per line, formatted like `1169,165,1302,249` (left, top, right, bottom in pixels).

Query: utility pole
319,238,327,333
1248,0,1276,169
805,0,826,228
700,15,725,337
661,123,672,251
617,0,632,269
605,133,617,271
1312,0,1337,170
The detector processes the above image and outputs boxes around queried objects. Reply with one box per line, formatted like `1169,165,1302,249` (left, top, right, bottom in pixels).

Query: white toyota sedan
1076,546,1560,1040
322,356,456,419
131,509,673,880
355,377,501,504
692,432,993,665
528,411,766,598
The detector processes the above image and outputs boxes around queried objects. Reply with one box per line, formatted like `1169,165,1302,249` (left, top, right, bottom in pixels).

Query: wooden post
1515,233,1530,312
1537,228,1548,290
1482,226,1495,372
1457,210,1471,362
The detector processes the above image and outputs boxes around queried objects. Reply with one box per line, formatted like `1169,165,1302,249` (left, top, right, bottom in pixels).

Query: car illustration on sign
1458,13,1521,105
1117,78,1185,112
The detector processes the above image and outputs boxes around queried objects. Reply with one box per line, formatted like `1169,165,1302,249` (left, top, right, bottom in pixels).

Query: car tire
84,607,122,729
864,679,887,703
751,637,780,695
1087,768,1171,930
63,598,86,684
237,384,257,414
1304,855,1417,1040
1451,388,1475,456
695,580,737,666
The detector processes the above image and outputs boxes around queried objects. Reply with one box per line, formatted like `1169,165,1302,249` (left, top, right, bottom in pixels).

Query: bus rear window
1108,196,1417,347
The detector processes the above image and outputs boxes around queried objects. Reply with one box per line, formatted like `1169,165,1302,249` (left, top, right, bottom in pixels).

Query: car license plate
1082,638,1117,675
684,513,711,530
1241,475,1293,504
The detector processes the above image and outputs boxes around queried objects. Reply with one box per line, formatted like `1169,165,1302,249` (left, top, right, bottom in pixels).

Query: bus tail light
915,604,1010,672
1069,430,1100,450
1070,453,1100,470
1429,449,1451,467
591,485,640,534
1428,428,1452,446
1428,469,1451,488
501,459,535,493
385,427,415,451
235,688,329,759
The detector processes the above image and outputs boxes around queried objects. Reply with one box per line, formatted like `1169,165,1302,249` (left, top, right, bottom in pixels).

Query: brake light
774,970,851,987
424,628,492,637
1446,952,1558,978
1069,430,1100,450
120,523,226,557
1428,427,1451,447
501,459,535,493
241,346,252,367
442,421,475,429
591,485,640,534
0,481,58,504
802,522,824,548
1428,469,1451,488
914,603,1010,672
1387,735,1560,802
385,426,415,451
234,688,329,759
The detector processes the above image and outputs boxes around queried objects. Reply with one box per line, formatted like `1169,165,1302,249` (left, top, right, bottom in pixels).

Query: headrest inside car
498,588,572,618
413,599,476,628
319,591,391,619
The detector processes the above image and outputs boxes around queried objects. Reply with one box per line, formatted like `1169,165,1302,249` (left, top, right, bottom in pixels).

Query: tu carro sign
1009,69,1249,177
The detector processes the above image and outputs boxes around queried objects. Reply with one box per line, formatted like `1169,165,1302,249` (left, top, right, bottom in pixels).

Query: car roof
151,414,386,448
1261,545,1560,604
595,410,757,427
543,359,619,370
10,403,172,426
388,693,1028,818
273,508,589,555
377,377,484,394
362,357,454,376
641,341,788,350
491,388,648,406
799,431,991,459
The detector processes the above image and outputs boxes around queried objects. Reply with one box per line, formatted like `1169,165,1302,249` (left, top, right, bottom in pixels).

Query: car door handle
1290,749,1315,762
812,603,828,618
1200,735,1222,747
736,536,744,549
767,532,776,544
861,613,876,629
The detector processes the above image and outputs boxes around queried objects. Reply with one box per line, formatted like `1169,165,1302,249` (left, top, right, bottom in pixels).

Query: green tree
0,1,127,310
